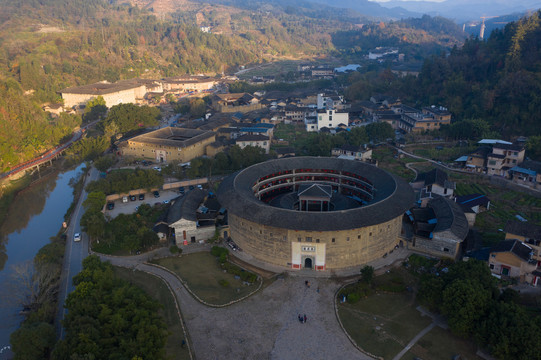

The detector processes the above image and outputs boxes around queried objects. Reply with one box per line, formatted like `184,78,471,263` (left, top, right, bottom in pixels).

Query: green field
114,266,191,360
338,268,430,358
404,326,481,360
153,252,261,305
338,267,482,359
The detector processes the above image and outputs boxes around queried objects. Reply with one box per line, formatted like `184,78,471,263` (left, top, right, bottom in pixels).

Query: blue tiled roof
509,166,537,177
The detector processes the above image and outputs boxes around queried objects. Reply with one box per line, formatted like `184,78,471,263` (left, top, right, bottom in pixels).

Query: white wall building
317,109,349,130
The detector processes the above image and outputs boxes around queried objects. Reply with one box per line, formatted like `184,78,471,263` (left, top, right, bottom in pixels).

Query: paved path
56,166,98,338
99,252,372,360
392,323,436,360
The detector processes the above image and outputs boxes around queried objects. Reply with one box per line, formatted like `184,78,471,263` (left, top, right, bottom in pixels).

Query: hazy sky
368,0,446,2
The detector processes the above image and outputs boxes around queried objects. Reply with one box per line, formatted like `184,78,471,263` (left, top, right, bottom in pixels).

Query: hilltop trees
418,259,541,359
53,256,167,359
101,104,160,135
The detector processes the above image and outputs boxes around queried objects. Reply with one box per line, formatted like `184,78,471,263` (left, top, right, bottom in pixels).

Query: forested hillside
0,0,466,170
345,11,541,138
333,15,464,60
415,11,541,136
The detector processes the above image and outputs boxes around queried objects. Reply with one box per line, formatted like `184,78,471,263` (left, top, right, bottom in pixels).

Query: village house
455,194,491,227
212,93,262,113
314,109,349,131
504,220,541,267
275,147,296,158
486,143,525,176
311,67,335,78
284,105,307,123
168,189,217,245
410,168,455,206
508,160,541,188
463,140,525,176
407,196,469,260
162,76,217,93
488,239,538,284
235,134,270,154
331,144,372,162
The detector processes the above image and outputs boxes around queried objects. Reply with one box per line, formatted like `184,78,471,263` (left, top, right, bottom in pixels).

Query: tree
5,260,58,313
360,265,374,284
83,191,106,212
54,256,167,359
188,97,207,118
83,96,107,123
442,279,492,337
94,154,115,172
526,135,541,161
10,321,56,360
102,104,160,135
365,122,394,143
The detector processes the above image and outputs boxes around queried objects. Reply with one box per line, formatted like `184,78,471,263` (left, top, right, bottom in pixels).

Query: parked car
107,202,114,210
122,196,128,203
129,195,136,201
179,187,185,194
163,199,170,204
153,166,162,172
197,184,203,190
189,185,194,190
139,194,145,200
153,191,160,198
73,233,81,242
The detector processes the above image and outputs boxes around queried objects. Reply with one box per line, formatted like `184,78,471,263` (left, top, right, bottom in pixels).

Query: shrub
169,245,180,254
211,246,229,258
347,293,361,304
218,279,229,287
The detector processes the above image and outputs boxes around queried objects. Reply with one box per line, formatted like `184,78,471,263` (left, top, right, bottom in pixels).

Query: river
0,164,84,359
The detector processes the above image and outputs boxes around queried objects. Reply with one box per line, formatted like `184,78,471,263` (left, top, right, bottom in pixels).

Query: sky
368,0,446,2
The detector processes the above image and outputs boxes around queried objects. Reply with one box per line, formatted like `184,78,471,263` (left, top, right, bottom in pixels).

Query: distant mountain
301,0,422,20
380,0,541,22
464,13,528,39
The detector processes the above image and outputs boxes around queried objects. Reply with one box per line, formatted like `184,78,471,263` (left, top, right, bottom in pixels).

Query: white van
122,196,128,203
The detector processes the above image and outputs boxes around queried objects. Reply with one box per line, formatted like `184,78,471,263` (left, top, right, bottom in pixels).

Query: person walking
303,314,307,323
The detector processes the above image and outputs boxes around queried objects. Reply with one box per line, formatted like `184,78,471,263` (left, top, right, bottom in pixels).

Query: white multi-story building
316,109,349,131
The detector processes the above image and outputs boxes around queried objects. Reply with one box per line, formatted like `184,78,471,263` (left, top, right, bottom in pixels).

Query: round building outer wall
229,214,404,270
218,157,414,271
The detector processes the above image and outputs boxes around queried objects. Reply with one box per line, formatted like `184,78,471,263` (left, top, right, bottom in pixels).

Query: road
56,166,99,338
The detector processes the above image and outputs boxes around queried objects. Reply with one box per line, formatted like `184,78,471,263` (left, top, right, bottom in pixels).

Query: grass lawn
338,268,431,359
373,147,419,181
153,252,261,305
403,326,482,360
339,292,431,359
113,266,191,360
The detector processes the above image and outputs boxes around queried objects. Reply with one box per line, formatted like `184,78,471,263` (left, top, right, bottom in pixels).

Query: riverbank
0,163,86,359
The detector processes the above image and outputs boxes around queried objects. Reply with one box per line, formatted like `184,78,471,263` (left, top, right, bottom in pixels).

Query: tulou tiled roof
217,157,414,231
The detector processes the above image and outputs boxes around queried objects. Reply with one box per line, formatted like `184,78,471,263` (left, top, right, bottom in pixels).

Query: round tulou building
217,157,414,271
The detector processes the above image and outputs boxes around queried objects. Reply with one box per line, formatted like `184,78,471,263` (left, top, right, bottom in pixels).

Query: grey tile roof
416,168,450,188
298,184,332,198
168,189,206,224
490,239,533,262
428,196,469,241
126,127,215,148
456,194,490,208
504,220,541,239
217,157,414,231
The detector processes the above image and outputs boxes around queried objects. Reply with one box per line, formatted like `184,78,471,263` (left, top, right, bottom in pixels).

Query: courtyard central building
218,157,414,271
